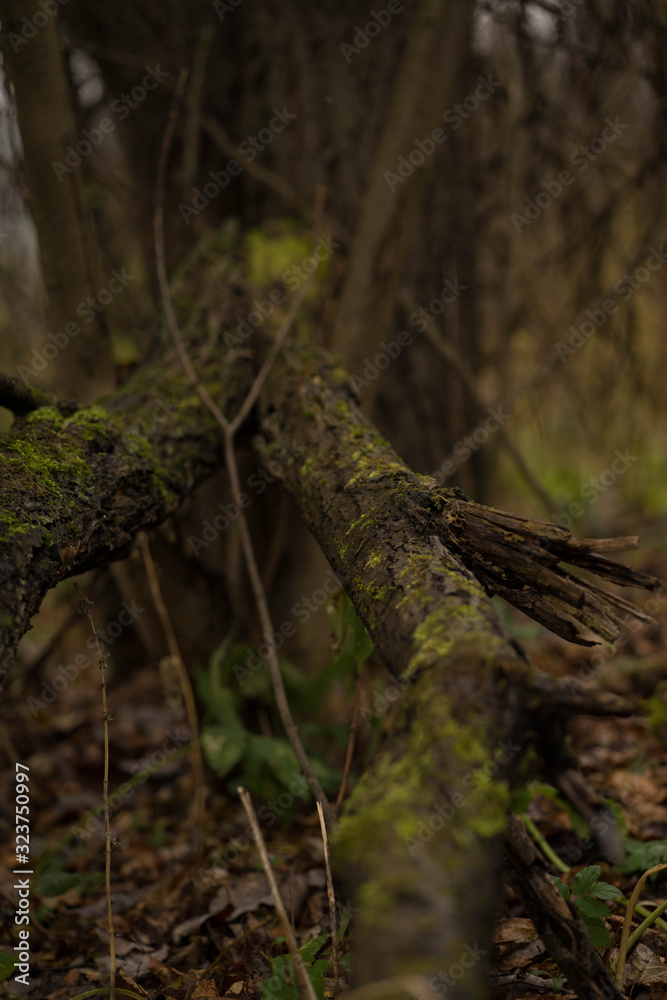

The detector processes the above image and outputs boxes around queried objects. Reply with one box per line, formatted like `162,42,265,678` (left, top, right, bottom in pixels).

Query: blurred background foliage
0,0,665,791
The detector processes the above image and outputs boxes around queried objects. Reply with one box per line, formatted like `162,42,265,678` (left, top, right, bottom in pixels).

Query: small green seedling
550,864,623,947
261,910,352,1000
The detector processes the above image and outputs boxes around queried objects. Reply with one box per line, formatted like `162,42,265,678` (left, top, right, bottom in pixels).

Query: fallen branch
505,814,623,1000
0,235,659,989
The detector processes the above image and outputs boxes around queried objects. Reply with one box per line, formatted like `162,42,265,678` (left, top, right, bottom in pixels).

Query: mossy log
0,334,654,997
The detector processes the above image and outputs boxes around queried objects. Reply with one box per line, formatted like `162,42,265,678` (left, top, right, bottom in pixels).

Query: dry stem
154,75,335,829
139,532,206,848
77,592,116,1000
239,786,318,1000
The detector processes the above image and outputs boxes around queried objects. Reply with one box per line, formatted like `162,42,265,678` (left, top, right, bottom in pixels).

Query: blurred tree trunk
1,330,640,996
0,0,114,400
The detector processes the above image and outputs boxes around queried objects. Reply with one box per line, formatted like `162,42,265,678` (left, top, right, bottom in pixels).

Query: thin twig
238,787,318,1000
203,117,347,242
222,433,335,828
203,114,301,206
397,288,555,514
153,76,335,829
336,672,362,809
615,862,667,989
317,802,338,994
138,533,206,849
77,591,116,1000
228,277,312,435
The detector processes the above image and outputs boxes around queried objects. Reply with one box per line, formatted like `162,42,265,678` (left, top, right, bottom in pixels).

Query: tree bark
0,322,655,994
505,815,622,1000
0,0,114,399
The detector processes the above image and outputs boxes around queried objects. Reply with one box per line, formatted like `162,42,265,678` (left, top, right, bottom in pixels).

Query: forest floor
1,516,666,1000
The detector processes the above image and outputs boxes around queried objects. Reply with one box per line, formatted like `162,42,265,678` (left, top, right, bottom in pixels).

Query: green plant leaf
549,876,570,900
246,736,300,788
580,914,611,948
590,880,624,900
260,954,296,1000
572,865,601,896
350,614,373,667
575,896,610,921
201,726,247,777
0,952,16,983
337,952,352,972
308,957,329,997
328,592,373,670
35,871,82,897
617,837,667,874
336,907,353,941
533,970,565,991
299,934,328,967
511,784,533,814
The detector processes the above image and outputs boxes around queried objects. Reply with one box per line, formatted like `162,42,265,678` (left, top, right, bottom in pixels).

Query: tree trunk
0,292,653,993
0,0,114,399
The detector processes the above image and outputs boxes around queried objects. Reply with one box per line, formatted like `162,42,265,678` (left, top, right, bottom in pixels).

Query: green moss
169,218,240,322
0,509,26,537
112,333,141,366
0,405,113,546
25,406,64,429
335,673,511,938
5,439,88,495
244,222,310,287
300,455,317,477
468,781,510,837
365,551,382,570
354,575,388,602
66,404,117,438
336,744,436,864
